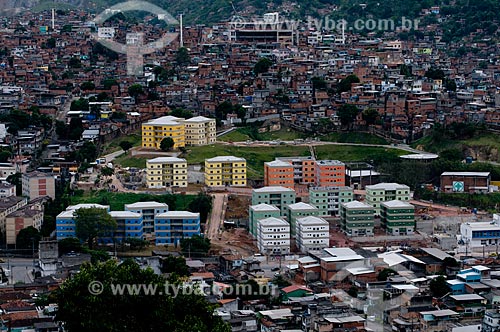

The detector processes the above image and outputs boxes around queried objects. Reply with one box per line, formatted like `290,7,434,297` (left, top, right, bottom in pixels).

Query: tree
377,268,397,281
253,57,273,75
101,166,114,177
68,56,81,68
55,260,230,332
175,47,190,66
188,193,212,223
103,78,118,90
170,108,193,119
444,78,457,92
425,67,445,80
429,275,451,298
80,81,95,91
337,104,359,128
74,141,97,163
0,149,11,162
399,64,412,77
74,208,117,249
58,237,83,255
160,255,189,276
311,76,327,90
272,274,291,288
46,37,56,48
119,141,133,152
160,137,175,151
180,235,210,257
347,286,358,298
16,226,41,250
70,98,89,112
128,84,144,99
337,74,360,93
6,173,22,196
362,108,379,126
124,237,149,251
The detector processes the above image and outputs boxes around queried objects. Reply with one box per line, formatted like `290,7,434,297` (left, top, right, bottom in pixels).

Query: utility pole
31,237,35,277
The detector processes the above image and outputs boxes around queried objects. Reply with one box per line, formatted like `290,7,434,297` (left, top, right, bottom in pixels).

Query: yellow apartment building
146,157,188,188
142,115,216,149
142,116,186,149
204,156,247,187
184,116,216,146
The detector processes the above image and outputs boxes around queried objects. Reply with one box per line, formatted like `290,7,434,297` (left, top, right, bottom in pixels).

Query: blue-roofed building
447,279,466,295
155,211,201,246
457,269,482,283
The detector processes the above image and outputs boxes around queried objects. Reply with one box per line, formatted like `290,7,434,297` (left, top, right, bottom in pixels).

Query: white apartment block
257,217,290,255
295,216,330,254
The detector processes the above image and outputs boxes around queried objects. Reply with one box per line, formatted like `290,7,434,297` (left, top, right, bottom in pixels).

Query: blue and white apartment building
56,202,200,246
460,214,500,251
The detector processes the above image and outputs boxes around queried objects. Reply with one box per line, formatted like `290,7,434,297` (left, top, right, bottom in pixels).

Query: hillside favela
1,0,500,331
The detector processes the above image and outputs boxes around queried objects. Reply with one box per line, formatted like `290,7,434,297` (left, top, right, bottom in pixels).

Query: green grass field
70,191,196,211
218,127,306,142
184,144,310,179
113,142,411,179
102,131,142,155
320,132,389,145
315,145,410,162
113,153,148,169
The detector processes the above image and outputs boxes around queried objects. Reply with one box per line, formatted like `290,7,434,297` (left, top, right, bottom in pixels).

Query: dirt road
206,193,227,240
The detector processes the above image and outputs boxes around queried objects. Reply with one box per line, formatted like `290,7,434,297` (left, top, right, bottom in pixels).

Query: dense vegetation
28,0,500,41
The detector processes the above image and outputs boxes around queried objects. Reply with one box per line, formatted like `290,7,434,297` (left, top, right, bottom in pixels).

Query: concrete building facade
124,201,169,237
251,186,296,215
204,156,247,187
309,186,354,216
142,115,216,149
183,116,217,146
380,200,416,235
263,160,294,189
22,171,56,200
284,202,320,235
248,203,281,237
365,183,411,215
146,157,188,188
340,201,375,237
257,217,290,255
141,116,186,149
295,216,329,253
314,160,346,187
155,211,201,246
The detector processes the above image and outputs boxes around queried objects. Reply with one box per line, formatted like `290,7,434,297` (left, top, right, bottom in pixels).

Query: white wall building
460,214,500,252
295,216,329,253
257,217,290,255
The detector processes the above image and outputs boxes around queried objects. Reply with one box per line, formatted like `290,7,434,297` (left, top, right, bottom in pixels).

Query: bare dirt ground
210,228,257,257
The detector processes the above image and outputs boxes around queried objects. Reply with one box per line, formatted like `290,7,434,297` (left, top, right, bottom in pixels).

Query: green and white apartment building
380,200,416,235
340,200,375,237
248,203,281,237
365,183,411,216
309,186,354,216
284,202,320,236
251,186,296,215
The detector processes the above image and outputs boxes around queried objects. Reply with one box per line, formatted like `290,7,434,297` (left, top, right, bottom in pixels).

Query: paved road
206,194,227,240
103,150,126,163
